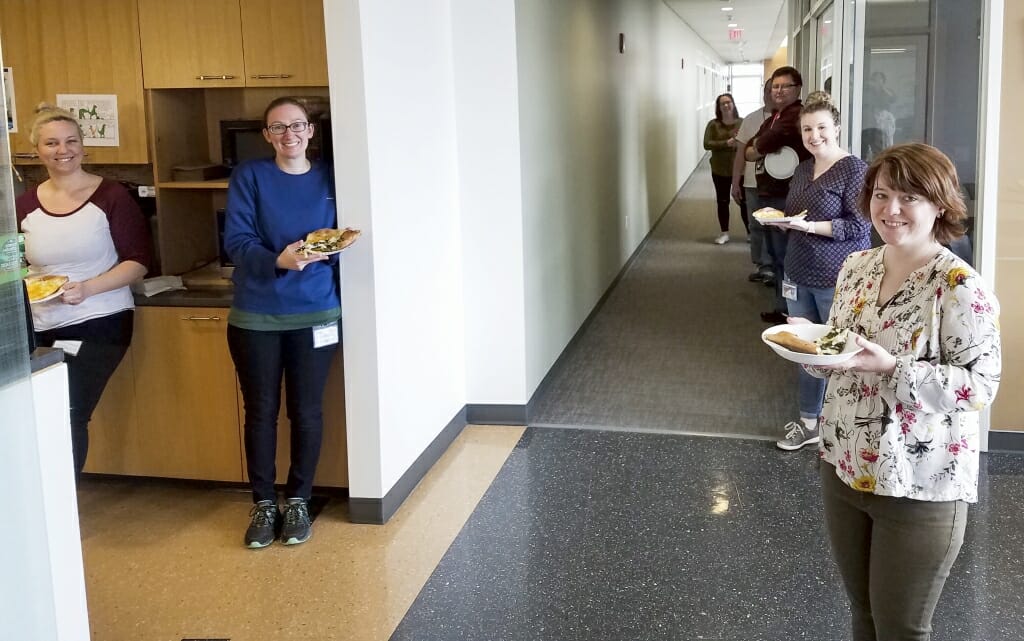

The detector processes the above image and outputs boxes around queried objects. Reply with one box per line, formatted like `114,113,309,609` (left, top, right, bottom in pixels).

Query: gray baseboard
348,406,467,524
466,404,527,425
988,430,1024,454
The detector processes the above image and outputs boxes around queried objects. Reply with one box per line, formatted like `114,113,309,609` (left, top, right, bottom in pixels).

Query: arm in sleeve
703,121,729,151
828,160,871,243
754,109,799,155
106,185,153,274
224,166,282,280
889,277,1001,413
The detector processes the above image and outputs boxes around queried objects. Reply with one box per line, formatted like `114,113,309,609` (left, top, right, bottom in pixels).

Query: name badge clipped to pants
312,322,340,349
782,278,798,302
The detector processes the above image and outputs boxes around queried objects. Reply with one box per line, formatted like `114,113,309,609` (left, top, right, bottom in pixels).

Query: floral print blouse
811,246,1001,503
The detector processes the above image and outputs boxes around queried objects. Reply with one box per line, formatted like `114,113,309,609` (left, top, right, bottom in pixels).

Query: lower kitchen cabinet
86,307,243,481
85,305,348,488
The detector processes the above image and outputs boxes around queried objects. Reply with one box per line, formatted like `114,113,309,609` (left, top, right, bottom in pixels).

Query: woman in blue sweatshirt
225,97,340,549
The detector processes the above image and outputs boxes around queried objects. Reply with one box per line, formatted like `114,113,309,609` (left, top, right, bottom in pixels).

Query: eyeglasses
771,83,798,91
266,121,310,135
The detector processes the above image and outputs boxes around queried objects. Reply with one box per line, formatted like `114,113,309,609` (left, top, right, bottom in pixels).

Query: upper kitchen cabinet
137,0,246,89
0,0,149,164
240,0,328,87
138,0,327,89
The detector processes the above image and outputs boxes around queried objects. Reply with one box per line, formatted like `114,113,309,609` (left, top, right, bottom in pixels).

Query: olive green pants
820,462,967,641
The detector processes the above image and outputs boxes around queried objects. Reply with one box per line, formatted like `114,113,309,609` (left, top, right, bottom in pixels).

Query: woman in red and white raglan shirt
17,104,151,476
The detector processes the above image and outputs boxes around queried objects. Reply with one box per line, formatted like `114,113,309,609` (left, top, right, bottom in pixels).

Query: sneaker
281,498,312,545
245,500,281,549
776,421,820,451
714,233,730,245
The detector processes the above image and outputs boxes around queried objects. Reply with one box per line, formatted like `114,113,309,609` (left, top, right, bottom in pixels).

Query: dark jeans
711,173,748,233
227,324,338,503
821,462,967,641
760,194,789,313
36,310,134,476
744,187,771,268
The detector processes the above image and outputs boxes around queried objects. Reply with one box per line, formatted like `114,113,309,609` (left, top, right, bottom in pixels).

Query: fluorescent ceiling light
870,48,907,54
721,7,734,11
728,23,738,27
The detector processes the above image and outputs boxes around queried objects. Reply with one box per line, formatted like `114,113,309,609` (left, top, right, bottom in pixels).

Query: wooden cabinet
138,0,327,89
86,306,348,488
86,307,244,481
0,0,149,164
240,0,329,87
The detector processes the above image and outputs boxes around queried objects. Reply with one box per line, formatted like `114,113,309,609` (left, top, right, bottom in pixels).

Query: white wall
451,0,529,405
327,0,723,500
327,0,468,498
515,0,725,393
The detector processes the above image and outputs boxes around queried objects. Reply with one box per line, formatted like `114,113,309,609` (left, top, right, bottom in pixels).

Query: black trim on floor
348,406,468,524
988,430,1024,454
466,404,527,425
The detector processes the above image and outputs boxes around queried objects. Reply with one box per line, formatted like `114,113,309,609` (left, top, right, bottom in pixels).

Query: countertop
133,288,232,308
30,346,64,373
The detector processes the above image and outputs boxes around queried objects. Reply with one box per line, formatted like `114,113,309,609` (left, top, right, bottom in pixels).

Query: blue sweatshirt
225,158,340,317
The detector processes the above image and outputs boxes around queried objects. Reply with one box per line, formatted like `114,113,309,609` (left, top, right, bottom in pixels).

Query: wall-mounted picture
56,93,120,147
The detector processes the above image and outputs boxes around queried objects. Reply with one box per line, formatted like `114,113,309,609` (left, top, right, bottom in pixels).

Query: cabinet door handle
250,74,293,79
195,74,236,80
183,316,222,321
13,152,39,159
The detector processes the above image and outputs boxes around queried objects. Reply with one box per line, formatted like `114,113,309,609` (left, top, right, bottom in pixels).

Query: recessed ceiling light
721,6,734,11
728,23,738,27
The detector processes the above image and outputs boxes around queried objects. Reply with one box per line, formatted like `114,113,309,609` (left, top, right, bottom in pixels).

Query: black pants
36,310,134,476
227,324,338,503
711,173,748,233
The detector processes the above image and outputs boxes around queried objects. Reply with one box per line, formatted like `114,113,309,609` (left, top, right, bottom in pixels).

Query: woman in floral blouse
802,143,1001,641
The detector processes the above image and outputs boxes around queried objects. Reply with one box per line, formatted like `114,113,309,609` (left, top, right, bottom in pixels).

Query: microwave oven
220,114,333,171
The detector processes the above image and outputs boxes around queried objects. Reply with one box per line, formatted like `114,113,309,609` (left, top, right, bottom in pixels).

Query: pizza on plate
298,228,361,255
25,274,69,302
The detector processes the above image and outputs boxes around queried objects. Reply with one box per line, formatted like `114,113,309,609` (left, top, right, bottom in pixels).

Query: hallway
75,166,1024,641
531,162,796,439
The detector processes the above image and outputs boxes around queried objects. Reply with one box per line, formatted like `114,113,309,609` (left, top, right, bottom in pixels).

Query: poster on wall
56,93,119,147
3,67,16,133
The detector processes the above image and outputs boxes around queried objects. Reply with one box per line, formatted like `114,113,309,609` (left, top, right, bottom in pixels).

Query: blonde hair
29,103,84,145
800,90,840,125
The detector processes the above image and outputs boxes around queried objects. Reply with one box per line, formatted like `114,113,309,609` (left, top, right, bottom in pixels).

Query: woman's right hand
276,240,329,271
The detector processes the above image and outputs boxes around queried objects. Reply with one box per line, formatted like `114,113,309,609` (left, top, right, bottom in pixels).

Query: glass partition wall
790,0,983,265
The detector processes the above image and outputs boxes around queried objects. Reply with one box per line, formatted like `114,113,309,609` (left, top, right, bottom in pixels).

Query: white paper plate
764,145,799,179
761,323,863,366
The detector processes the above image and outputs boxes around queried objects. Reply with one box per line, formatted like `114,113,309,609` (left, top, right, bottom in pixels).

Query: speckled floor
391,427,1024,641
77,425,525,641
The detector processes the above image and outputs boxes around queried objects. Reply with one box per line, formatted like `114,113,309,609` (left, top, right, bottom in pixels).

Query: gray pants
820,462,967,641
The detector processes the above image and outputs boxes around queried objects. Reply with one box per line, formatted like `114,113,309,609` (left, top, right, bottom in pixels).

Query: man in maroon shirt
745,66,812,323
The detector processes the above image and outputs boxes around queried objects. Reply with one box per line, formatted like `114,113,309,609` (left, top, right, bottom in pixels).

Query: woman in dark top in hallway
766,92,871,451
703,93,747,245
225,97,340,549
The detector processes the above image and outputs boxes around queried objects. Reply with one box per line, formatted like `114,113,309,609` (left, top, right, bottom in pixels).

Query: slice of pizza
25,274,69,302
298,228,361,255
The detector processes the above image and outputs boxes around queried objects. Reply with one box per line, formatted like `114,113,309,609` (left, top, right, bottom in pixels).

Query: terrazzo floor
392,428,1024,641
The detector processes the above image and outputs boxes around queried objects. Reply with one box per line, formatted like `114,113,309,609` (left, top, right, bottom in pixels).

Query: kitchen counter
134,288,232,308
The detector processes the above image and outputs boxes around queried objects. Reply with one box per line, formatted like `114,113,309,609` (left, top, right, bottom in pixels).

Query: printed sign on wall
56,94,119,147
3,67,16,133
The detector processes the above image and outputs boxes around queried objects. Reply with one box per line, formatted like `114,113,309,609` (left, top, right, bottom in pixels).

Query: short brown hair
859,143,967,245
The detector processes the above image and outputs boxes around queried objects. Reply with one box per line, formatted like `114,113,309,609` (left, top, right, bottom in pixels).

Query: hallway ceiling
664,0,789,64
